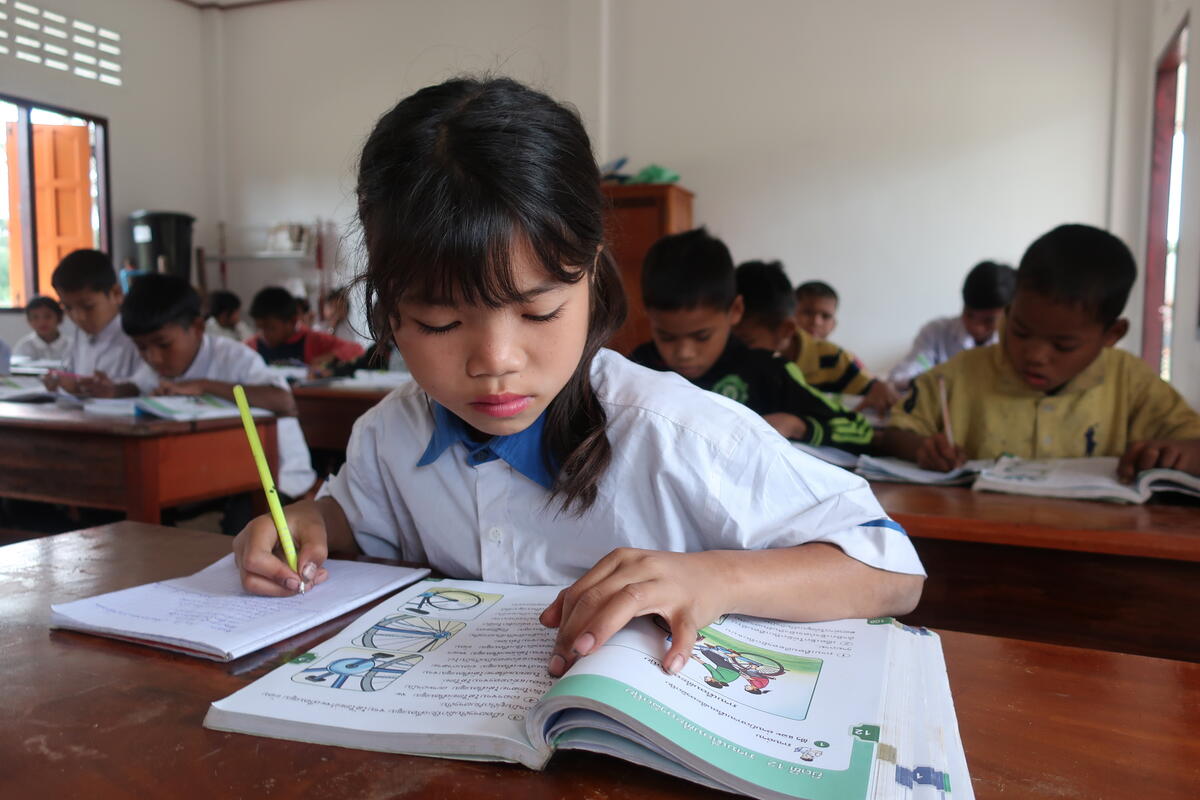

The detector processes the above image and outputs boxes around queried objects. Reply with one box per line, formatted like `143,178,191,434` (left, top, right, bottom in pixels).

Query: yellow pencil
232,385,303,591
937,375,956,448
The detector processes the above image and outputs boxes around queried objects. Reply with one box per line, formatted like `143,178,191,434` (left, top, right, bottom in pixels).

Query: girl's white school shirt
320,349,924,585
130,334,318,498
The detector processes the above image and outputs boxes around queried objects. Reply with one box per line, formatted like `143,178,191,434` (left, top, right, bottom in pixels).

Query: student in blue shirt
233,77,924,678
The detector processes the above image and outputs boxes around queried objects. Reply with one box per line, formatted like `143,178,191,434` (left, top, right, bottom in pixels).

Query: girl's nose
466,324,526,378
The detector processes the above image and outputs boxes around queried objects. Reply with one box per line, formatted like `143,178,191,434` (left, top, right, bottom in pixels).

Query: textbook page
973,456,1200,503
135,394,271,421
531,615,903,800
50,554,429,661
792,442,860,469
0,375,53,401
857,455,992,486
205,580,562,769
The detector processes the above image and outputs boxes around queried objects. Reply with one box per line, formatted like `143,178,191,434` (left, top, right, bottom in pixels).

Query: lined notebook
50,554,429,661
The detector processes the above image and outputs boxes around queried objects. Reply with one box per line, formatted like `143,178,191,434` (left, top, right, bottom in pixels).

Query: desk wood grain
3,523,1197,799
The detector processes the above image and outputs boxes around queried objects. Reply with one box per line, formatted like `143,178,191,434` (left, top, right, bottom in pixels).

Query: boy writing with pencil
631,229,874,451
115,274,318,502
880,224,1200,479
42,249,141,394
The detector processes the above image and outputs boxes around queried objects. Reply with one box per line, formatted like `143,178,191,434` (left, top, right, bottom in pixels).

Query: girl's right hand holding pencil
914,433,968,472
234,498,345,596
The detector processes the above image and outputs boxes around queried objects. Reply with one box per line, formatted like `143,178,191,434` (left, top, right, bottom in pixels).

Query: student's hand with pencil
539,548,730,678
233,498,350,596
914,433,968,472
78,370,117,398
1118,439,1200,481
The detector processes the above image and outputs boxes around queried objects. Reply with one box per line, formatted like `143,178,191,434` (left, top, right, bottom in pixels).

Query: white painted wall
0,0,207,343
606,0,1150,375
210,0,570,308
4,0,1173,404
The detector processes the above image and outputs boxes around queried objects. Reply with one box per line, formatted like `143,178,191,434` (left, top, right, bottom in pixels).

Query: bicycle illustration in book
398,585,502,620
292,647,422,692
356,613,466,653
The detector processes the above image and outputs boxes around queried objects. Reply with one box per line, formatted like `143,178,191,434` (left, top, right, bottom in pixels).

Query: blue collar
417,402,556,489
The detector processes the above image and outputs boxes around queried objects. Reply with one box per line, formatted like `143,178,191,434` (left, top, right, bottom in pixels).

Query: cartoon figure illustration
796,747,824,762
293,649,421,691
357,614,465,653
691,635,786,694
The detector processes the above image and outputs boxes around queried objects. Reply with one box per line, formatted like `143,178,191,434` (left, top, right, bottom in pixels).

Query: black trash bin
130,210,195,279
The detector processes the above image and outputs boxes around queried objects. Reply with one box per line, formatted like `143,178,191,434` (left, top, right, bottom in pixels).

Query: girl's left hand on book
538,548,729,678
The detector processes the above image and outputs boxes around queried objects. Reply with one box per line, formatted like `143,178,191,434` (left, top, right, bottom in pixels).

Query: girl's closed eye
415,319,461,335
524,304,566,323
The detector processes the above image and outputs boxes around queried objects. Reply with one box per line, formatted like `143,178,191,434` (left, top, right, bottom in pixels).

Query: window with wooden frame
1,93,110,309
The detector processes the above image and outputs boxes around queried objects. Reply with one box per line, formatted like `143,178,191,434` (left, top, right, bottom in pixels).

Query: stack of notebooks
51,561,972,800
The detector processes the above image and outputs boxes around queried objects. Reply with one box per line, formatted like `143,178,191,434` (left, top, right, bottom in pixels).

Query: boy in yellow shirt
880,224,1200,479
733,261,899,413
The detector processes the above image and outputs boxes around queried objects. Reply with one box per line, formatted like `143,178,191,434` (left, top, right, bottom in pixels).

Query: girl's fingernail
301,562,316,580
667,654,684,674
573,632,595,655
284,577,301,592
548,654,566,676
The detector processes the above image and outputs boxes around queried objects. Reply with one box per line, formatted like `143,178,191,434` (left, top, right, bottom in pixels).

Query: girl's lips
469,394,533,418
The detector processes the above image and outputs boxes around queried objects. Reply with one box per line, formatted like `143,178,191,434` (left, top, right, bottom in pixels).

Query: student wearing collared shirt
887,261,1016,390
233,77,924,680
630,231,874,452
42,250,141,395
245,287,365,368
13,296,71,363
205,289,254,343
881,225,1200,479
111,274,317,504
732,261,900,414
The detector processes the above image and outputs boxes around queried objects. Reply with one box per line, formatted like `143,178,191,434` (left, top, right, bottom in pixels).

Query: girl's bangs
378,203,591,310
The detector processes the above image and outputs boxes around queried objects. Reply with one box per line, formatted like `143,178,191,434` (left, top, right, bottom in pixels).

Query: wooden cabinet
602,183,694,355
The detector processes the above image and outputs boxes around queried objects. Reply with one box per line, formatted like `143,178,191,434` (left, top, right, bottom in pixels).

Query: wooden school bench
876,483,1200,661
0,401,277,524
3,522,1197,799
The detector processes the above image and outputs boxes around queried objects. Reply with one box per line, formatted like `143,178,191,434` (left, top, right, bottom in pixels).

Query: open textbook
0,375,54,401
973,456,1200,504
205,579,972,800
50,554,429,661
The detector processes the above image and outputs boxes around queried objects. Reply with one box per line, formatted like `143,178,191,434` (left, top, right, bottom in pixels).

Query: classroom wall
604,0,1151,375
1151,0,1200,404
209,0,570,308
0,0,209,344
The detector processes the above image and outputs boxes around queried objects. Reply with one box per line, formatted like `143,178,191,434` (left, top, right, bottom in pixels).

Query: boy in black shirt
630,228,873,451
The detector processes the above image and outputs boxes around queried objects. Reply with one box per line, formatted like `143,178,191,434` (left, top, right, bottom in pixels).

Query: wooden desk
293,384,387,451
3,523,1197,799
876,484,1200,661
0,401,276,524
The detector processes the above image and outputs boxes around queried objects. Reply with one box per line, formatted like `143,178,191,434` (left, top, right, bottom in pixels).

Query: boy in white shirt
42,250,141,395
205,289,254,342
13,296,71,363
112,274,318,510
888,261,1016,390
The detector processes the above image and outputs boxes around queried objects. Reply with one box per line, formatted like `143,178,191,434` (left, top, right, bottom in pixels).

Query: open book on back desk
856,454,994,486
50,554,430,661
973,455,1200,504
205,578,972,800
